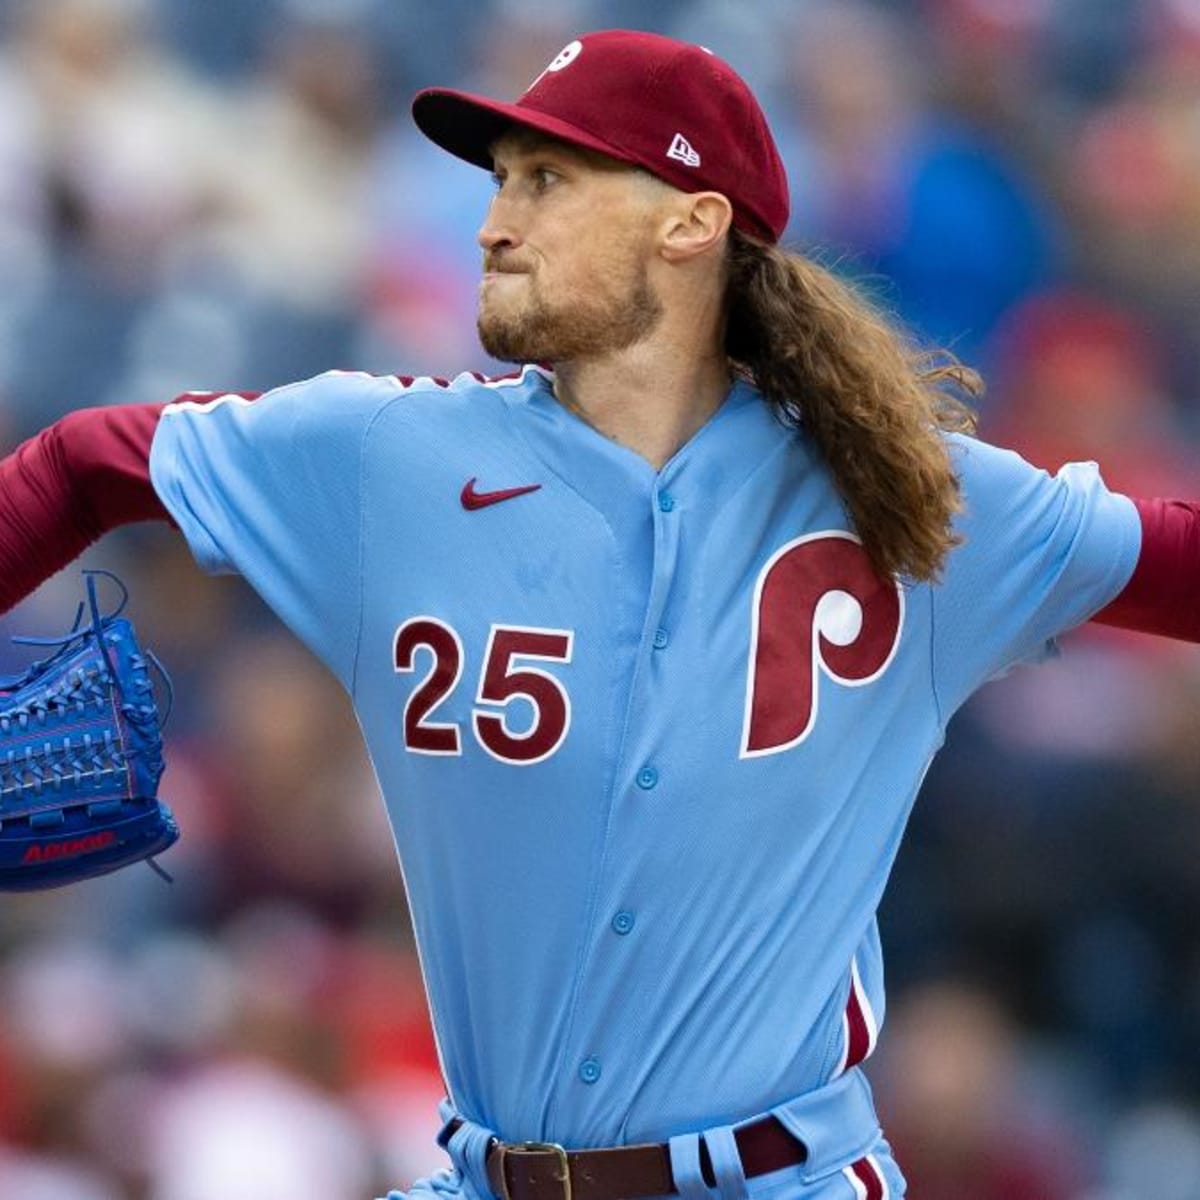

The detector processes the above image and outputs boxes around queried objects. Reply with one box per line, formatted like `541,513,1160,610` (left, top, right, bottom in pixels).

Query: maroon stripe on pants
850,1156,885,1200
843,977,872,1070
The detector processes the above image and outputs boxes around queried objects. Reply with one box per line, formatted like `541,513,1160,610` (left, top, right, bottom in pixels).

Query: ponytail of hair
725,231,981,583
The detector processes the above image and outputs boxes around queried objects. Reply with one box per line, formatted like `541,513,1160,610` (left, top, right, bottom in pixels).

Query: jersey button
657,491,676,513
612,910,636,936
636,766,659,790
653,628,669,650
579,1057,602,1085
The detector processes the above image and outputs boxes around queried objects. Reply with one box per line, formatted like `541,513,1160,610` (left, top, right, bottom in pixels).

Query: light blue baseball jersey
149,366,1140,1179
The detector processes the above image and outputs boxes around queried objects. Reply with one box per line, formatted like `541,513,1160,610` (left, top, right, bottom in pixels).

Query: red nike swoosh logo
461,478,543,510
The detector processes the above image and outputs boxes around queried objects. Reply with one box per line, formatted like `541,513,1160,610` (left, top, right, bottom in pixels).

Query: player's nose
478,195,522,255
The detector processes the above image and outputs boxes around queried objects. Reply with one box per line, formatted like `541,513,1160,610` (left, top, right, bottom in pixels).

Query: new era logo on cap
667,133,700,168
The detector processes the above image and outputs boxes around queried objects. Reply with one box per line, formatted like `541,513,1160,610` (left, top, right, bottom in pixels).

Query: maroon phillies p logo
741,532,903,757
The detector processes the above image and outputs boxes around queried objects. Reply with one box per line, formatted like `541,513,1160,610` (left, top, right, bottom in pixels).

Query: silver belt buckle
499,1141,572,1200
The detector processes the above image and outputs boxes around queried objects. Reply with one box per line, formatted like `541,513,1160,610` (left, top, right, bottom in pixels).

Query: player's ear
658,192,733,264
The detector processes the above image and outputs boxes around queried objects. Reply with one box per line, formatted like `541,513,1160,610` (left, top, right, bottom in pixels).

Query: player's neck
552,338,731,471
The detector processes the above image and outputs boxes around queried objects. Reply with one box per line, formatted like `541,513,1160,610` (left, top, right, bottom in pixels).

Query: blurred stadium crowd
0,0,1199,1195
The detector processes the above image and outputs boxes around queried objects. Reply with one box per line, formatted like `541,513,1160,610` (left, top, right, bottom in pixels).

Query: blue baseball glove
0,572,177,890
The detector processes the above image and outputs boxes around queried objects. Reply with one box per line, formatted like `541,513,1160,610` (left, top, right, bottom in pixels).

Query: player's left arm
1090,498,1200,641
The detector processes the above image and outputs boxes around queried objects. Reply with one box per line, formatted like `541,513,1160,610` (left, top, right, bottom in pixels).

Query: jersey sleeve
148,371,400,689
930,435,1142,720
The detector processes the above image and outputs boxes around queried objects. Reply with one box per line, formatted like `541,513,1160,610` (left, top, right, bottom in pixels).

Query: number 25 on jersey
394,620,573,766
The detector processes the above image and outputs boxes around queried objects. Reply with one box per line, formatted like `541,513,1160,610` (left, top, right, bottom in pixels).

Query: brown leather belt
439,1116,807,1200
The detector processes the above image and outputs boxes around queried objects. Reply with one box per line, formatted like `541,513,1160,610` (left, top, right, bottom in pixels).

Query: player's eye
489,164,559,194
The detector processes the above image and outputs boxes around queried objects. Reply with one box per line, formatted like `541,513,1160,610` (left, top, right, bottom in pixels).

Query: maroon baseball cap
411,29,790,244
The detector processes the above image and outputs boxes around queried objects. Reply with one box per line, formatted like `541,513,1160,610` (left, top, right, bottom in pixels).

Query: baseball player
0,28,1194,1200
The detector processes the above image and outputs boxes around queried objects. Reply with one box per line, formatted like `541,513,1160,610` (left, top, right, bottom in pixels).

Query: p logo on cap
530,39,583,91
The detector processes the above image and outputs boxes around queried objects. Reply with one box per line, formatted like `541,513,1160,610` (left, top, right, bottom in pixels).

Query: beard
477,258,664,363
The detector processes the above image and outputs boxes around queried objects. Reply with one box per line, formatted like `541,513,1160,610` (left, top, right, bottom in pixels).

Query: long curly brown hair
725,230,981,583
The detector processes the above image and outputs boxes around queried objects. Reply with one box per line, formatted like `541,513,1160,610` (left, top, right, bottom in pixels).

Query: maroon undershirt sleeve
0,403,169,614
1091,497,1200,642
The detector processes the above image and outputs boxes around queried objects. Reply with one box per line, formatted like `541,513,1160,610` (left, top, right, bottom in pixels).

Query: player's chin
477,314,536,364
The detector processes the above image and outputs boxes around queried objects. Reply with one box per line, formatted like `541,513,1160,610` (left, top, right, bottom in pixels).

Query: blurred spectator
984,289,1192,490
9,0,225,272
876,979,1085,1198
779,1,1059,362
0,0,228,427
197,19,382,314
1066,0,1200,392
145,1058,374,1200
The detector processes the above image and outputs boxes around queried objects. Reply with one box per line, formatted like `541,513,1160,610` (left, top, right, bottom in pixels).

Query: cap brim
412,87,641,173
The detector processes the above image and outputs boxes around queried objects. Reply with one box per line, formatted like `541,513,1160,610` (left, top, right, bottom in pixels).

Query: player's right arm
0,396,258,615
2,371,403,689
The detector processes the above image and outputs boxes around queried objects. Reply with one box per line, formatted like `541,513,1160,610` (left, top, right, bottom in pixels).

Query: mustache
482,254,533,274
